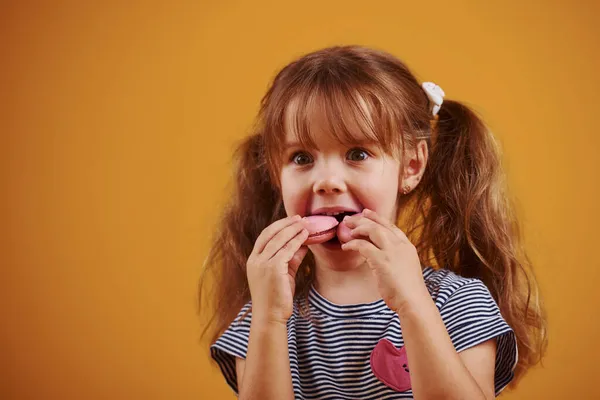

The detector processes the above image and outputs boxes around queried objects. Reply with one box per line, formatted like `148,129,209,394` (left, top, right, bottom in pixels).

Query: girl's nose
313,175,347,195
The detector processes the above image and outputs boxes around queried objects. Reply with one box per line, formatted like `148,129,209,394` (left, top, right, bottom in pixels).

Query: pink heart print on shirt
370,338,412,392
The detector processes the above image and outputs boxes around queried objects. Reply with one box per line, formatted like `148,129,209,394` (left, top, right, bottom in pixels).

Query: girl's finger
349,221,389,249
344,215,392,248
272,227,309,266
363,209,408,240
262,221,308,262
287,245,309,279
274,228,308,263
363,208,396,231
254,215,302,254
343,215,374,229
261,219,306,259
340,238,381,263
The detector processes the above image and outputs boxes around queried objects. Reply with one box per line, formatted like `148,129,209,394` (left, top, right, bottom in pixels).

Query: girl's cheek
282,189,308,216
355,188,379,210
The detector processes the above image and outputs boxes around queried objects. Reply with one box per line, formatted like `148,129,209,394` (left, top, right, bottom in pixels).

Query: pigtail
410,100,548,385
198,133,285,345
199,45,546,386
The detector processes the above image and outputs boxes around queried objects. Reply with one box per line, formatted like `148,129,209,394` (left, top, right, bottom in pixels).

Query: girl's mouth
304,210,361,247
312,211,357,222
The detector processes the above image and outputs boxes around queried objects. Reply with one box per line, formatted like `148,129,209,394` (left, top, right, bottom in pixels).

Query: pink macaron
303,215,339,245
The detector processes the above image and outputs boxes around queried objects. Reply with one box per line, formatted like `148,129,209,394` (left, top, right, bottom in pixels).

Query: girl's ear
399,140,428,193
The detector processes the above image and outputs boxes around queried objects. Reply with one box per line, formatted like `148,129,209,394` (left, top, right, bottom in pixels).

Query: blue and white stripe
211,266,517,399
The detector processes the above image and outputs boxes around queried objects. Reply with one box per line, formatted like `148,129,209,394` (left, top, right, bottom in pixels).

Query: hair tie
421,82,445,146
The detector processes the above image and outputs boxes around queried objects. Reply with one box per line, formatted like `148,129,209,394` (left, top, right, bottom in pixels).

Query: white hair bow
421,82,445,116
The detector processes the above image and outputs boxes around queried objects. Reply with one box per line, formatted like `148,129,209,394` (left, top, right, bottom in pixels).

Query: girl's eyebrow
284,139,378,147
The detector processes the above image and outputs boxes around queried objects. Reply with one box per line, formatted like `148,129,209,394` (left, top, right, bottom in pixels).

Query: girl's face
279,127,402,264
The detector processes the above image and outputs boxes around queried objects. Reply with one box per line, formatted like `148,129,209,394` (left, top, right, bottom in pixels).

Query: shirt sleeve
438,279,518,396
210,301,253,395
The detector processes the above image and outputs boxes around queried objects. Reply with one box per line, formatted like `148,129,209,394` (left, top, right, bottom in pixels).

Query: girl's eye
291,152,313,165
347,148,369,162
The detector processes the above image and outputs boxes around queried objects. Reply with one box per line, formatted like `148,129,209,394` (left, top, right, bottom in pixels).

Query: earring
401,185,411,195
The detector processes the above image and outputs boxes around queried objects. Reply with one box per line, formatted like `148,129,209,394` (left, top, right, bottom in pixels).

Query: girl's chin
311,238,358,257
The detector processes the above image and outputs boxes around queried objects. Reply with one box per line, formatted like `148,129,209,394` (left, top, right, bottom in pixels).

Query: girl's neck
313,260,382,305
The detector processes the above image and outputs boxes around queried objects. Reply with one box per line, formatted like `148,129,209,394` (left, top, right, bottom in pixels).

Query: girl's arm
236,318,294,400
397,285,496,400
236,215,309,399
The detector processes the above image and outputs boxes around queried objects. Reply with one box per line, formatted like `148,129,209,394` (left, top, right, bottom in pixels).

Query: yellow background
1,1,599,399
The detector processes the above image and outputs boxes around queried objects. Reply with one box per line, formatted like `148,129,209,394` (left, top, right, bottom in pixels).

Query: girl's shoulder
422,266,494,310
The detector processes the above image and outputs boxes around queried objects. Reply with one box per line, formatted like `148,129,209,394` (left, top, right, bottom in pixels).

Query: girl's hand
341,209,427,313
246,215,310,324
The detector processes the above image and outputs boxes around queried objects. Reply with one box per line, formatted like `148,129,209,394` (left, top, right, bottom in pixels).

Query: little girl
199,45,547,399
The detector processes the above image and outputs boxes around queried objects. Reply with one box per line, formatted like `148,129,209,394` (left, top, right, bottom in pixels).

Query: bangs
281,79,404,156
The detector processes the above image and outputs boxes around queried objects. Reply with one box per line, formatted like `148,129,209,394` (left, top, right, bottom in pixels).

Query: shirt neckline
307,266,434,319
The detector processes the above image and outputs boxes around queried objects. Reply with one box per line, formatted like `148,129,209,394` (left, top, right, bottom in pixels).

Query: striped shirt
211,266,518,399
